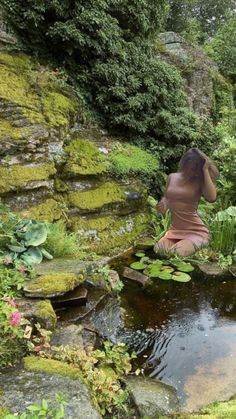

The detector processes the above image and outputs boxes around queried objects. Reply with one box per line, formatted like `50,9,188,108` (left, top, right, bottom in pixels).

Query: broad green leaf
21,247,43,265
130,261,147,270
25,223,47,246
135,252,145,257
172,271,191,282
156,271,172,280
174,262,194,272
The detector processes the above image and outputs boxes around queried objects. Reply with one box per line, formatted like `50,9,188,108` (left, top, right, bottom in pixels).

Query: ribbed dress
163,174,209,247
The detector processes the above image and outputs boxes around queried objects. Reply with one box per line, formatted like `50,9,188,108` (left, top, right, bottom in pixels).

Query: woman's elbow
206,193,217,203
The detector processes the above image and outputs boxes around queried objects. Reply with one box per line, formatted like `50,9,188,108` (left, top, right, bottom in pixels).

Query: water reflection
120,275,236,410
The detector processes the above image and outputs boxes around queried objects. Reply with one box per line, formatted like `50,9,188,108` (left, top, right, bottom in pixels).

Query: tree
166,0,236,42
204,17,236,81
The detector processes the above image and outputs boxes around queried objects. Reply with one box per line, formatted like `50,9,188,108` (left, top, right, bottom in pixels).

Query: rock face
0,48,151,255
157,32,234,118
0,368,101,419
125,376,179,418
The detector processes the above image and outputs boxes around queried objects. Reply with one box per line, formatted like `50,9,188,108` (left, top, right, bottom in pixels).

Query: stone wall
0,51,150,255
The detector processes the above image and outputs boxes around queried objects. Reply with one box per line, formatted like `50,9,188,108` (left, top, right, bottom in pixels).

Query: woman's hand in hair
156,198,167,214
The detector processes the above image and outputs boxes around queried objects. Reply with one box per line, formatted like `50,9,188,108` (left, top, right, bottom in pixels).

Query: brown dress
162,173,209,247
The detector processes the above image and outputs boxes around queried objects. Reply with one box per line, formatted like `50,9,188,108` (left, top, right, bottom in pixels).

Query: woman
154,148,219,257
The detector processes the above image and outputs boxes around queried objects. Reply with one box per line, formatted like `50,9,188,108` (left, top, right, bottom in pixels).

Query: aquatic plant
132,252,194,282
209,206,236,255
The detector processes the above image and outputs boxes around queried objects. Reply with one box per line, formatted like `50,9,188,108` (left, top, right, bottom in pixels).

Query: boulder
125,375,179,418
0,363,101,419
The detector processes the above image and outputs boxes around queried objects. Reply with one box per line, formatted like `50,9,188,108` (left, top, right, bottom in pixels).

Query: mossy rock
0,51,77,128
24,356,83,381
67,181,125,212
0,163,56,193
17,298,57,330
0,406,10,418
20,198,65,222
71,211,151,255
63,138,108,176
23,272,85,298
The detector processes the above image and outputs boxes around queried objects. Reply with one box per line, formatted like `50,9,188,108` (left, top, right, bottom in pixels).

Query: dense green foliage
166,0,236,42
205,17,236,80
2,0,200,149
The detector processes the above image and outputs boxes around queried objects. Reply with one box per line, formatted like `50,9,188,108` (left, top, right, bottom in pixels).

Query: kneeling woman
154,148,219,257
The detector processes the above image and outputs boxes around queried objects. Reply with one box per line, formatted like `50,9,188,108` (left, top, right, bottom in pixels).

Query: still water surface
120,275,236,411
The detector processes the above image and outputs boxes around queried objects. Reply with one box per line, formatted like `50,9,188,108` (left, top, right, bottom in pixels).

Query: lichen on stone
21,198,65,222
63,138,108,176
24,356,83,381
67,181,125,212
0,163,56,193
24,272,85,296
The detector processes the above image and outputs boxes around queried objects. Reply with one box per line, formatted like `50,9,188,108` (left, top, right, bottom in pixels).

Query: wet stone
123,267,149,286
16,297,57,330
51,285,88,309
51,324,97,351
125,376,179,418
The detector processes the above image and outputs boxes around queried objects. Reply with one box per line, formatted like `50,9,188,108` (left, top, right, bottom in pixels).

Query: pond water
119,270,236,412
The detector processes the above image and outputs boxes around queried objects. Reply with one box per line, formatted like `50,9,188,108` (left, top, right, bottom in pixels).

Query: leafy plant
43,342,135,417
0,204,52,268
44,220,80,258
209,207,236,255
131,252,194,282
4,394,67,419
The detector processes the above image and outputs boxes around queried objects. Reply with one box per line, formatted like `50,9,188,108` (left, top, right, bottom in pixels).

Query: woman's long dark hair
178,148,219,184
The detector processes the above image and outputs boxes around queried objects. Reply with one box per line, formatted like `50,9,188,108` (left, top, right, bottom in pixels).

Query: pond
119,269,236,412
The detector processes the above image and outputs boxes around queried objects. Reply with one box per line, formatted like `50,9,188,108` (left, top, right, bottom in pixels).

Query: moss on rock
24,356,83,381
0,163,56,193
24,272,85,297
68,181,125,212
36,300,57,330
0,117,31,142
21,198,65,222
63,138,108,176
0,51,77,128
72,211,151,254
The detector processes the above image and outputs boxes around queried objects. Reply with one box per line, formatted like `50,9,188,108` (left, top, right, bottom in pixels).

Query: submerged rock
0,363,101,419
125,376,179,418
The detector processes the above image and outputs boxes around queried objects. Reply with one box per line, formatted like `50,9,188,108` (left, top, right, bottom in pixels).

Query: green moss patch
0,117,31,142
63,138,108,176
36,300,57,330
108,144,159,178
67,181,125,212
0,51,77,128
24,356,83,381
21,198,65,222
24,272,85,297
0,163,56,193
72,211,151,254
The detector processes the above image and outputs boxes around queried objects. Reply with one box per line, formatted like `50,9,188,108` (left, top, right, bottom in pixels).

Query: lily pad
172,271,191,282
130,261,147,270
156,272,172,280
152,259,163,266
174,262,194,273
161,266,175,273
135,252,146,258
140,256,151,263
147,265,162,278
